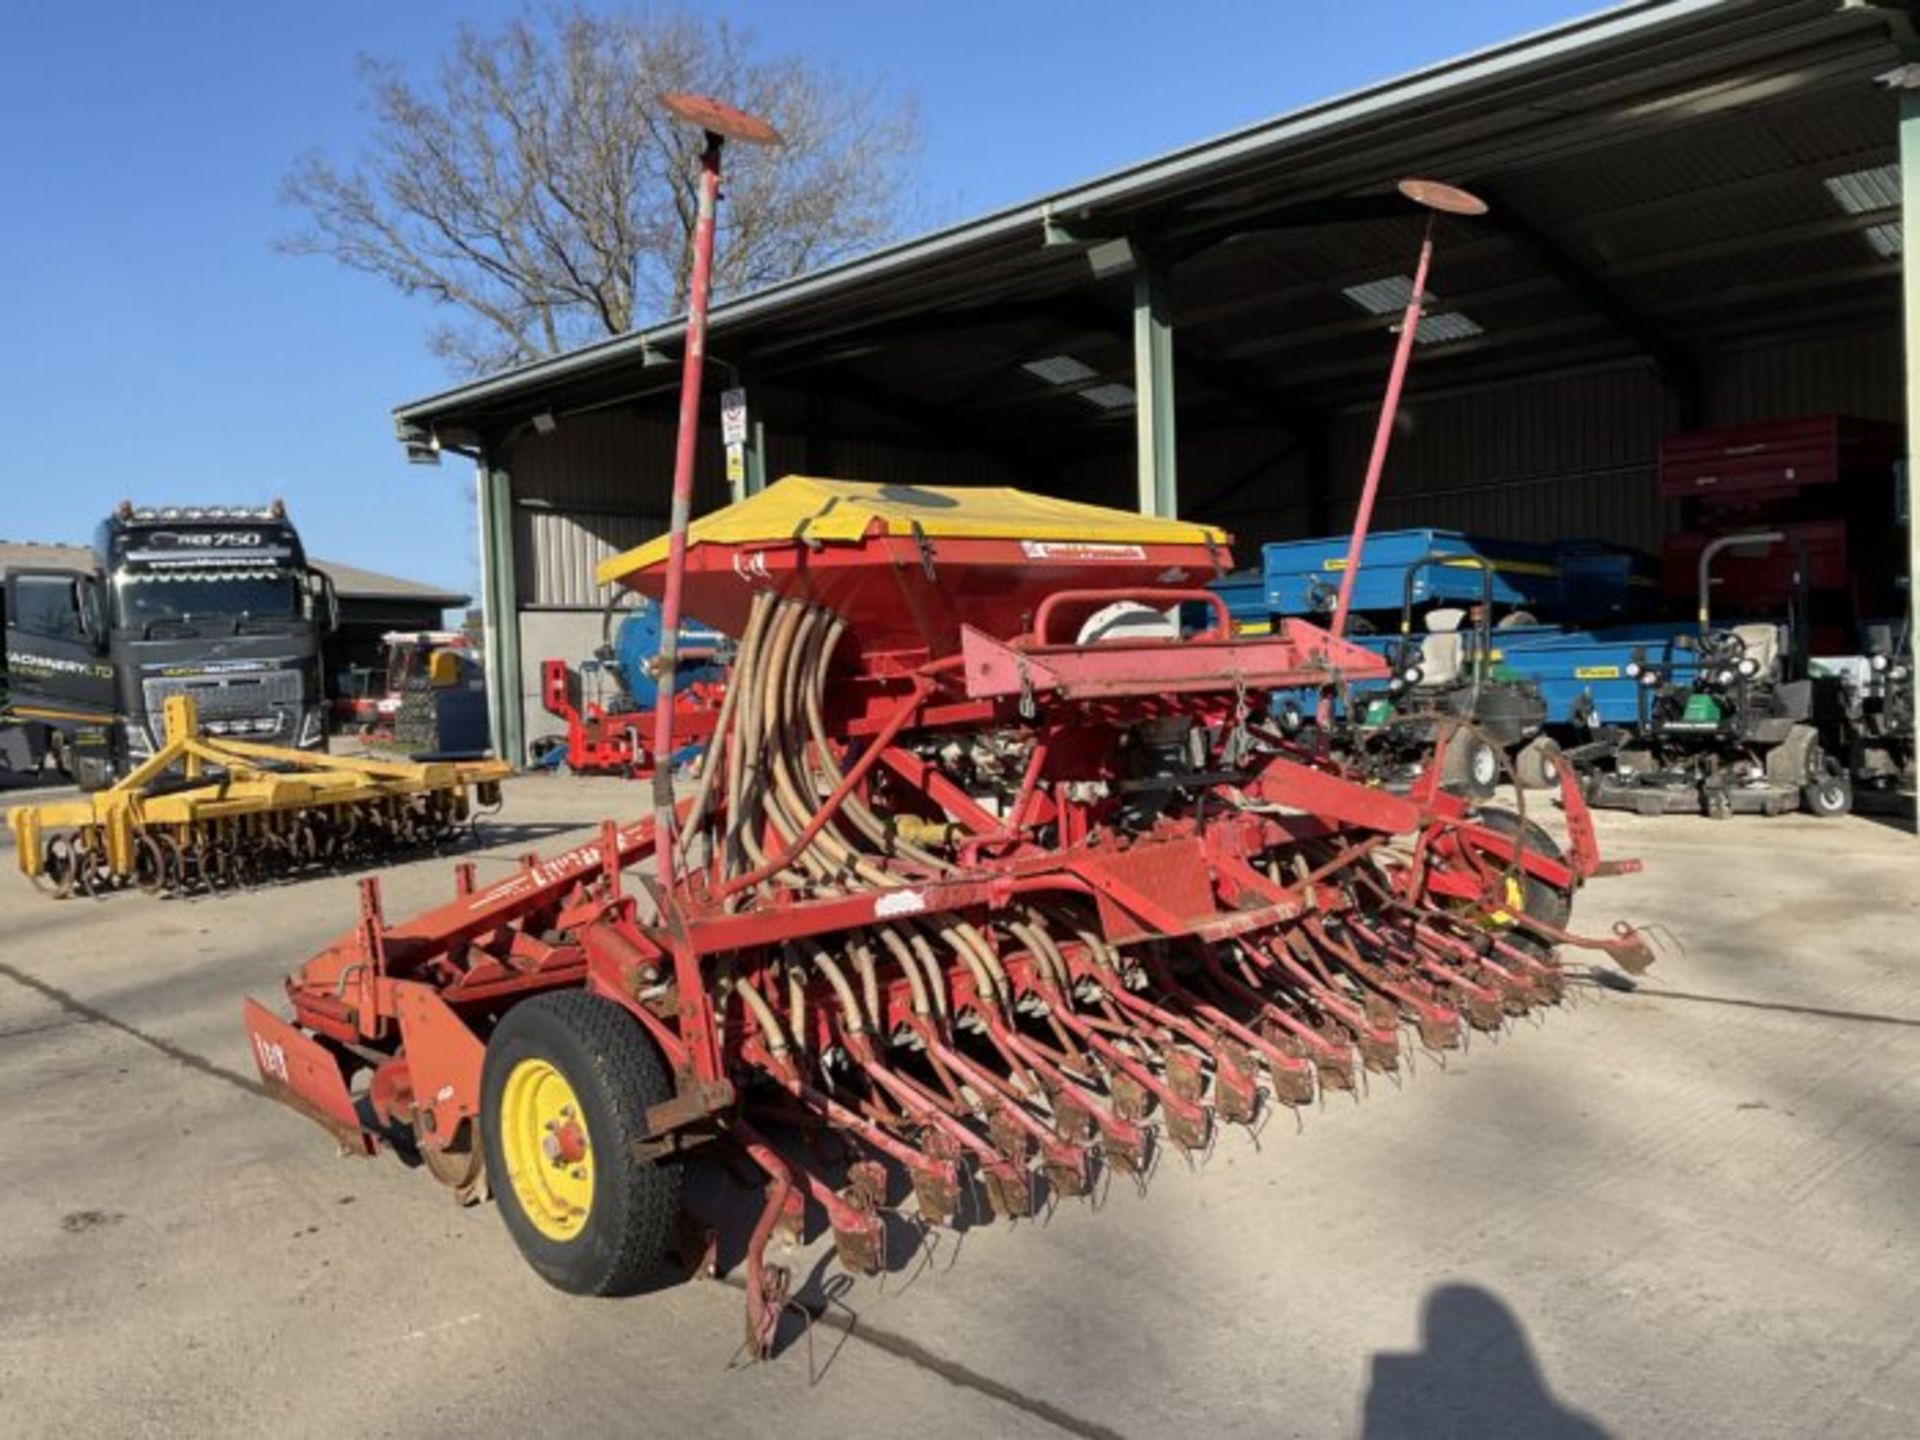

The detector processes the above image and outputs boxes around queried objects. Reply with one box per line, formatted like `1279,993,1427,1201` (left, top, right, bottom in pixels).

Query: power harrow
243,476,1652,1353
8,694,507,898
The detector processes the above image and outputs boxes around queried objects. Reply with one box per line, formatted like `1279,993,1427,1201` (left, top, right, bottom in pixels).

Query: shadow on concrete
1363,1283,1609,1440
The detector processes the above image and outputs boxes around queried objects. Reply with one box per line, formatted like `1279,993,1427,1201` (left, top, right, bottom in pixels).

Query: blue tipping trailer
1204,570,1696,732
1488,622,1696,729
1259,528,1654,626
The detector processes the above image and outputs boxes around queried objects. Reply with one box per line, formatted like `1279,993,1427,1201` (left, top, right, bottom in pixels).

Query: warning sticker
1020,541,1148,561
1574,665,1621,680
873,889,927,918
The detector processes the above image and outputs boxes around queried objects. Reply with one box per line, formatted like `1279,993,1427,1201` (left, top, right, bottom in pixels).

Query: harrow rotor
243,480,1650,1358
8,694,505,899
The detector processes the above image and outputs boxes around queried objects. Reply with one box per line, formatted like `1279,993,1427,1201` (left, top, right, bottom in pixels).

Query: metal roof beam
1477,186,1700,423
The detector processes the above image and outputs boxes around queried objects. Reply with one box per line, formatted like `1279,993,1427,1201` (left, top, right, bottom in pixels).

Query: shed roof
393,0,1907,456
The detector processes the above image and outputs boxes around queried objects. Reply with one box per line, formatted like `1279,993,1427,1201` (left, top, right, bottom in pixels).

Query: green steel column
481,460,524,766
747,417,768,496
472,457,500,759
1133,256,1178,517
1903,80,1920,816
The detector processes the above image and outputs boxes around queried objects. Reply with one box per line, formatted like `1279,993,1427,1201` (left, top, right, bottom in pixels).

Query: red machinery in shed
1659,415,1903,652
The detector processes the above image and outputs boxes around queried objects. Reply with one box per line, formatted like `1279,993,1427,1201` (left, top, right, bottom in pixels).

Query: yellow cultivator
7,696,507,898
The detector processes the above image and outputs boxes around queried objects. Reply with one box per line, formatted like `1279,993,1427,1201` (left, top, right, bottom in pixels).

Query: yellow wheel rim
1483,874,1527,928
499,1058,595,1242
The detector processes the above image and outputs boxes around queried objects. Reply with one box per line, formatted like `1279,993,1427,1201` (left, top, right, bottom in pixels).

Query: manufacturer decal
253,1035,289,1083
1574,665,1621,680
159,660,270,677
873,889,927,918
1020,541,1147,561
146,530,265,548
5,650,113,681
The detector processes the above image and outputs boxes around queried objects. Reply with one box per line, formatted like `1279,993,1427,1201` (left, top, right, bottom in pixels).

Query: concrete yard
1,771,1916,1440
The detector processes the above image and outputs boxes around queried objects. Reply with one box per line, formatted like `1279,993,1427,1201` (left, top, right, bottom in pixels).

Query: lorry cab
3,501,336,789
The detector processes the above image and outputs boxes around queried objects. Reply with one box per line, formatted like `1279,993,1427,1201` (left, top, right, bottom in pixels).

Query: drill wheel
479,992,683,1296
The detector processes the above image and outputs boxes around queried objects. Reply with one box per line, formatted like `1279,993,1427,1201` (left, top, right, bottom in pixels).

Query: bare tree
280,7,921,375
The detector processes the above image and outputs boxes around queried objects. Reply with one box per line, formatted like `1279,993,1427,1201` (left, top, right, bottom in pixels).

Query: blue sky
0,0,1602,600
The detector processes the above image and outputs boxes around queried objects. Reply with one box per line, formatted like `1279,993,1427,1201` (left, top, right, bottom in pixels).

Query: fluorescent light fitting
1341,275,1418,314
1021,354,1098,385
1863,221,1904,258
1078,383,1137,411
1416,312,1484,345
1823,164,1900,215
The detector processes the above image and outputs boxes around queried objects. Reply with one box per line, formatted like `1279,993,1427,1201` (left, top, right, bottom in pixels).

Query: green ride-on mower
1342,551,1549,801
1584,533,1853,820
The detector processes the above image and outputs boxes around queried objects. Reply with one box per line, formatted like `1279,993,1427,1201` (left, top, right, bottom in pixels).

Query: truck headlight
1870,653,1889,673
1625,660,1642,679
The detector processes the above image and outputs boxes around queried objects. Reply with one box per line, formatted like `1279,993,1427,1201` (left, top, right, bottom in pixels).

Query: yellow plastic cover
598,477,1229,586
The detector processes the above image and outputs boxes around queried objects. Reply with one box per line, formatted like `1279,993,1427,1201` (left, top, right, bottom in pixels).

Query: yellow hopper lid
597,477,1229,587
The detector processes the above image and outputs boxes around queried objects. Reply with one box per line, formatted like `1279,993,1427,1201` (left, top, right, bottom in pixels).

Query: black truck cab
3,501,335,789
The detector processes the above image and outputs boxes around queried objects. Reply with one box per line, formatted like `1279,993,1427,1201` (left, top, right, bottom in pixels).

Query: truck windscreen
114,568,306,628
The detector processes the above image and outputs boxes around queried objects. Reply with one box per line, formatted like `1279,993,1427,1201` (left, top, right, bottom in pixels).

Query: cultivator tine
733,1123,802,1361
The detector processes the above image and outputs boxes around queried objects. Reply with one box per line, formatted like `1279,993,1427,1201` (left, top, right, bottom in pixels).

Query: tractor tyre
480,991,682,1296
1513,736,1564,792
1442,728,1500,800
1465,807,1574,937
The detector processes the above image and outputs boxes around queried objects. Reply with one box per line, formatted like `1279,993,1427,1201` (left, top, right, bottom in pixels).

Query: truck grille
142,669,303,731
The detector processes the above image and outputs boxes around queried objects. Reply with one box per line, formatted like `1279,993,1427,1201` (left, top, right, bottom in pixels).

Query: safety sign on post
720,387,749,499
720,388,748,446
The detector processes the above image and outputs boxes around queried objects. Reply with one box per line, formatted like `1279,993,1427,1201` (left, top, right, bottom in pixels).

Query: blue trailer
1259,529,1654,627
1489,622,1696,729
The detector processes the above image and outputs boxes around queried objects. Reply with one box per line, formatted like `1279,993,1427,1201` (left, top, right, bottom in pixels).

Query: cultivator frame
9,694,506,897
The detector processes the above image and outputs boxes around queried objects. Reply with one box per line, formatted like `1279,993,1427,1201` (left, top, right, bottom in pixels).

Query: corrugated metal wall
1041,322,1899,564
1706,322,1900,427
1324,362,1678,552
503,405,1029,613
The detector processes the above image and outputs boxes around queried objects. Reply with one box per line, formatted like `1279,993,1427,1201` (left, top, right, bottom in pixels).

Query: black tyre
1513,737,1564,792
480,991,681,1296
1802,771,1853,818
1442,729,1500,800
1466,807,1574,935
